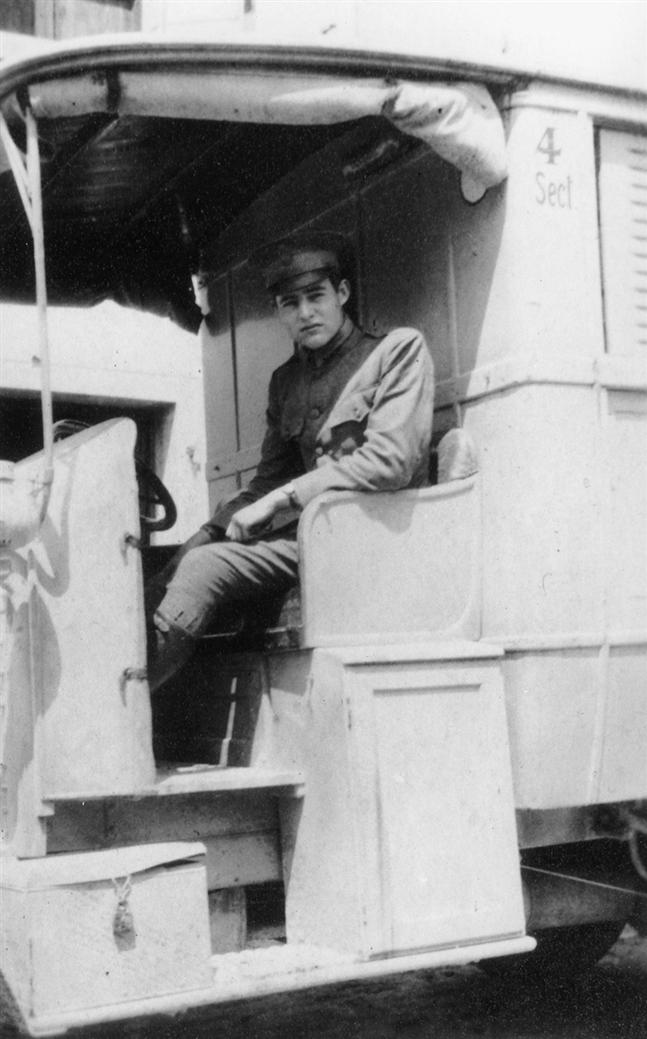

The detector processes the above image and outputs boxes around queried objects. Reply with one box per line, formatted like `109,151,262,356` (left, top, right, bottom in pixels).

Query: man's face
274,274,350,350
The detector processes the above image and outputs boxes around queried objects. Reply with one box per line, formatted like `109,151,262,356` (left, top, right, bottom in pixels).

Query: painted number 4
537,127,561,165
535,125,572,208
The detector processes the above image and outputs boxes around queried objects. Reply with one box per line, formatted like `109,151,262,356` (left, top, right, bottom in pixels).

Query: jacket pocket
322,391,372,459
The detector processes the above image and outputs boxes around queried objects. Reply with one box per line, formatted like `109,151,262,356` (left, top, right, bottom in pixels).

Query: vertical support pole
25,104,54,495
0,565,11,847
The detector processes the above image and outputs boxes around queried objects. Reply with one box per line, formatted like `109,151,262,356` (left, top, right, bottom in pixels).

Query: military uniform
148,232,434,691
156,314,433,643
204,315,434,534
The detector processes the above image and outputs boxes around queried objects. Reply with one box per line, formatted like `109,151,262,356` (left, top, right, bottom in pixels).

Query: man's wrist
200,521,225,542
277,483,299,509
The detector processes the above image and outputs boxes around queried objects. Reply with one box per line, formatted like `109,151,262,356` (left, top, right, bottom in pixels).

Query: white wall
140,0,646,94
141,0,248,32
0,301,209,543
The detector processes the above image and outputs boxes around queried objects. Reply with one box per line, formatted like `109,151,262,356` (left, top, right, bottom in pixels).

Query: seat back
298,429,481,647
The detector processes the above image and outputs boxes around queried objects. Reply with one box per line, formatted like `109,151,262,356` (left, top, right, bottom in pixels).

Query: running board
18,936,536,1037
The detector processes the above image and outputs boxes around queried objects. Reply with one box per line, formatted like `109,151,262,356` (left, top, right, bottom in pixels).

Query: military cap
252,230,352,293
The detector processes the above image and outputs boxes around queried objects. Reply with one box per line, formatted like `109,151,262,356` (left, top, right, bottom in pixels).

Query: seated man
148,231,435,691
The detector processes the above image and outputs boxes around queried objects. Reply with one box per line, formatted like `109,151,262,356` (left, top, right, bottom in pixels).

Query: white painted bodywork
0,302,208,544
0,19,646,1035
298,480,481,645
1,420,155,858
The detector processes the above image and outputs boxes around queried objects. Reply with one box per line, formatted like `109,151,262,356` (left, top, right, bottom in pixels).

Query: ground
166,928,647,1039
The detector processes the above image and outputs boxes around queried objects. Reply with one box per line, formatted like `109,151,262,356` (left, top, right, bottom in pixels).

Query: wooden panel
346,660,525,953
503,650,600,809
450,184,508,376
466,384,604,640
202,276,237,479
207,472,239,517
283,643,524,958
47,791,280,847
202,832,281,888
47,793,283,889
106,791,280,843
494,106,603,361
606,391,647,629
46,802,107,853
34,0,55,36
208,444,261,480
0,0,35,33
280,649,362,953
35,0,141,39
209,888,246,953
231,260,292,452
599,648,647,802
360,151,453,379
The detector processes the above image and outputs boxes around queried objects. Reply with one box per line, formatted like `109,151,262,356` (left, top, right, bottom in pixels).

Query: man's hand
226,486,294,542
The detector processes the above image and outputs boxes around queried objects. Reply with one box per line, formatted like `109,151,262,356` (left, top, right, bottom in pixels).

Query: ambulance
0,5,646,1033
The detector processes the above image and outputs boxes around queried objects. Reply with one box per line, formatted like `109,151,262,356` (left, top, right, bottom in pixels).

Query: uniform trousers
147,536,299,691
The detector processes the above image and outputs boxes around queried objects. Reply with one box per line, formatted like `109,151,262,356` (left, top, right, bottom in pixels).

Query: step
43,766,305,802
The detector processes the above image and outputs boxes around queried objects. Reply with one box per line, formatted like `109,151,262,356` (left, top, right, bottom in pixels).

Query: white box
1,842,212,1026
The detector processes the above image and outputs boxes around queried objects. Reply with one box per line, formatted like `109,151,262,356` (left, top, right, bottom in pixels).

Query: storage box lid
1,842,206,890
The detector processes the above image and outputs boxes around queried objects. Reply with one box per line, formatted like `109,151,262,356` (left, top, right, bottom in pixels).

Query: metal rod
25,105,54,491
0,113,33,227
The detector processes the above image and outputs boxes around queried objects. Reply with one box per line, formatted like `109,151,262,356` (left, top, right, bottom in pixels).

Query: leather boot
147,613,197,693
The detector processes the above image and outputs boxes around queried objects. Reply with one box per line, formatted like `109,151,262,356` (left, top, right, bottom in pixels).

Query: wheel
481,921,626,981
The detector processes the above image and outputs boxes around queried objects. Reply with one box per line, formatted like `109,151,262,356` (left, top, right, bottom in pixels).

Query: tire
481,920,626,982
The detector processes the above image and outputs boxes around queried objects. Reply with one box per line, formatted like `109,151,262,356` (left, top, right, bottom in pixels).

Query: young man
148,231,434,691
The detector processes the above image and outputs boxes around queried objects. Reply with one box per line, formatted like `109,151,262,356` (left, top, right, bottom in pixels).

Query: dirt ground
2,928,645,1039
147,927,647,1039
5,927,641,1039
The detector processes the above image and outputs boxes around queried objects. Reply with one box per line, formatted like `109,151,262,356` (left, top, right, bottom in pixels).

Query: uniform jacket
204,317,435,536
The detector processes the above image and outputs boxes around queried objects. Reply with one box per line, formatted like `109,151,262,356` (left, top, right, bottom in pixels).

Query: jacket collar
298,315,358,369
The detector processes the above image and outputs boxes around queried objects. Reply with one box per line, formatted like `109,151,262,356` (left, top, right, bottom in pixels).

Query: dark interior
0,110,385,331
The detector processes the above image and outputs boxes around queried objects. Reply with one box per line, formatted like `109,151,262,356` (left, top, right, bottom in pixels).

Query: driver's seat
195,427,479,651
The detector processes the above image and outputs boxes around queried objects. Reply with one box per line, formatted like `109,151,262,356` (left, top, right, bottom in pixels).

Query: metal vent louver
598,128,647,355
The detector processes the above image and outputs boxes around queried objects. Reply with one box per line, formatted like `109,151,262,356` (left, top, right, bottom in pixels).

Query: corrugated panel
598,128,647,356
